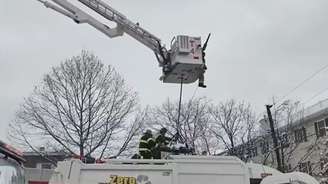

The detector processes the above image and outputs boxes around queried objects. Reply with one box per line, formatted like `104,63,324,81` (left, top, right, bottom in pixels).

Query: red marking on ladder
28,181,49,184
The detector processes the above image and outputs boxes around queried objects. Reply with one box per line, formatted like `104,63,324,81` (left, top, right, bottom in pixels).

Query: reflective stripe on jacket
155,134,170,147
139,147,150,152
139,134,154,152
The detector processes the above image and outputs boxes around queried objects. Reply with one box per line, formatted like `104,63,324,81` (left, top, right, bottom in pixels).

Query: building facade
232,99,328,180
23,149,68,169
23,148,69,184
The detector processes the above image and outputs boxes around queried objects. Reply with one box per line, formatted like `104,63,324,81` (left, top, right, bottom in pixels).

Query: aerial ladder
37,0,211,87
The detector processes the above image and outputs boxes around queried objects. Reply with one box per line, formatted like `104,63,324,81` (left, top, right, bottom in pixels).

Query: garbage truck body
49,155,319,184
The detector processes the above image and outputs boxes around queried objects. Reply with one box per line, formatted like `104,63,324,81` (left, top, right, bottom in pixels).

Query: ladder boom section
78,0,163,55
39,0,125,38
37,0,207,84
41,0,76,20
39,0,165,63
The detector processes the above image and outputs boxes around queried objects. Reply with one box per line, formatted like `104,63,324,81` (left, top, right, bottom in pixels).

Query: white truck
49,155,319,184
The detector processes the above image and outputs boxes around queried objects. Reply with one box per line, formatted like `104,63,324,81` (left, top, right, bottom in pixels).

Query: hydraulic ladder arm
37,0,124,38
37,0,208,85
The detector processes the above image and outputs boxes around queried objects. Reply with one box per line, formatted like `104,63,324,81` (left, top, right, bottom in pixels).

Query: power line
276,63,328,105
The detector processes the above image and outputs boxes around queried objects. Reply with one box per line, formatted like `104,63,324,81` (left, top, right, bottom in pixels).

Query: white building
232,99,328,180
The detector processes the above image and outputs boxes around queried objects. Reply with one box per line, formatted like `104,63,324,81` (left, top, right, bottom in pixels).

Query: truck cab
0,141,25,184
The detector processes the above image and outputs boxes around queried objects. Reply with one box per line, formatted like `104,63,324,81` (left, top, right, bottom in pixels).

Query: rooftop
291,98,328,126
23,151,69,157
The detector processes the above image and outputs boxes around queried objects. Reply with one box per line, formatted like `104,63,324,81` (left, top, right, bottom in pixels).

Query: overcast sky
1,0,328,142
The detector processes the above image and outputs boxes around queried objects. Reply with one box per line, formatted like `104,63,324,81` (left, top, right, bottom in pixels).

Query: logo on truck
100,175,151,184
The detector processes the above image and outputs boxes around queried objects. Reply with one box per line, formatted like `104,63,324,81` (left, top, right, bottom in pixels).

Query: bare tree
240,104,258,145
147,97,218,154
102,108,148,158
315,140,328,183
9,50,140,159
209,99,258,157
260,100,328,175
259,100,304,169
275,101,303,171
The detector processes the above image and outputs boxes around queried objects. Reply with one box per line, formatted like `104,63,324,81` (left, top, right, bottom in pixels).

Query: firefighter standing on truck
153,128,172,159
139,130,155,159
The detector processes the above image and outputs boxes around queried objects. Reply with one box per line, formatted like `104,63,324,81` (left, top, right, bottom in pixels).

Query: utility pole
266,104,283,172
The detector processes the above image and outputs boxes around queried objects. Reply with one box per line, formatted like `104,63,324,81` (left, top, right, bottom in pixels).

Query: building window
251,146,258,157
236,145,245,158
320,158,328,175
294,127,307,143
260,140,269,154
314,119,328,138
246,141,258,158
299,161,312,174
280,132,289,148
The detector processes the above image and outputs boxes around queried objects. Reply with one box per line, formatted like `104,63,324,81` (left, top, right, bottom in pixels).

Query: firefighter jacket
155,134,171,148
139,134,155,153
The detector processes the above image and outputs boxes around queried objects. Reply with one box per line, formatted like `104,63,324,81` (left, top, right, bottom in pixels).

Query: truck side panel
51,156,251,184
79,168,172,184
176,161,249,184
179,175,247,184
